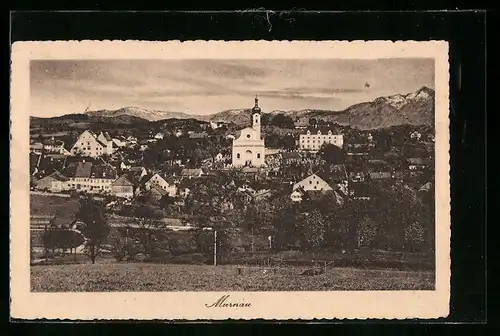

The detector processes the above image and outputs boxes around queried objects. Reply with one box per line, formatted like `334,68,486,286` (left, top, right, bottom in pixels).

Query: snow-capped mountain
208,87,435,129
85,106,205,122
32,87,435,130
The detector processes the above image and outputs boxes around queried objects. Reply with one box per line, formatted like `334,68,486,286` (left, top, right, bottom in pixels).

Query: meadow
31,263,434,292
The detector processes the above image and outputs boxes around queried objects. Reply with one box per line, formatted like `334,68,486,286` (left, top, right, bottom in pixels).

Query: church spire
252,95,261,114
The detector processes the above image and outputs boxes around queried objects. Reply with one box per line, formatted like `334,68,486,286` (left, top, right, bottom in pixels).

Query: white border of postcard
10,40,450,320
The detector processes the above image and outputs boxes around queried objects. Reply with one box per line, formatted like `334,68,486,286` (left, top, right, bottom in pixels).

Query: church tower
252,95,261,139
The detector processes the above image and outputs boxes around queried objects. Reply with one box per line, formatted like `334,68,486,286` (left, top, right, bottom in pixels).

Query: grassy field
30,193,80,217
31,263,434,292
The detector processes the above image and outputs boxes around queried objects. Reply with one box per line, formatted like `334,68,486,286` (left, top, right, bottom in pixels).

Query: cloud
30,58,435,117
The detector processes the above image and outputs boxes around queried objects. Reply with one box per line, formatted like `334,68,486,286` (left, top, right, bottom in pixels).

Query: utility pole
251,225,254,253
213,230,217,266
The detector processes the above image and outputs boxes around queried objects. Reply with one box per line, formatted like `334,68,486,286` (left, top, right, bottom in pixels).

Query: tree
132,205,165,256
356,215,378,248
75,196,110,264
404,221,425,252
107,228,140,262
319,143,346,164
298,209,328,249
270,196,301,250
270,114,294,128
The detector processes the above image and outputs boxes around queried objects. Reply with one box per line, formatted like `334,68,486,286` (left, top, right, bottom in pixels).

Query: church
231,96,266,167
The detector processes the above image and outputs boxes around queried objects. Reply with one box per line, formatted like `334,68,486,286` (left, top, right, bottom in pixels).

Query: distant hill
313,86,435,130
30,112,149,128
207,87,434,130
31,87,435,130
85,106,207,122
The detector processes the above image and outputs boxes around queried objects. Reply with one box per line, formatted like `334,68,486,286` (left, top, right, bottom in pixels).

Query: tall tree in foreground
75,196,110,264
132,205,164,256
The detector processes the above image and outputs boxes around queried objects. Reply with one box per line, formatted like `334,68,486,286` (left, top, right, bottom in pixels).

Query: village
29,97,436,269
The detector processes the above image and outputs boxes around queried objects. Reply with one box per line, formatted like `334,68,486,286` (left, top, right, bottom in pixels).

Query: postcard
10,40,450,320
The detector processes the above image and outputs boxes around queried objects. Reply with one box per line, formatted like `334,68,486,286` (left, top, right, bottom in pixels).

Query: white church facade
231,97,266,167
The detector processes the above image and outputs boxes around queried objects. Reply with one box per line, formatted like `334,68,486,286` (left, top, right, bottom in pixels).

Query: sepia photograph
10,41,450,320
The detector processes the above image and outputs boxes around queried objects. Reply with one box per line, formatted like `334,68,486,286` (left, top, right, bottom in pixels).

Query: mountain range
30,87,435,130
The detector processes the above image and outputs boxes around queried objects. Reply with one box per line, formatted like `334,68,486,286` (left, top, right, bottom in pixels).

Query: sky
30,59,434,117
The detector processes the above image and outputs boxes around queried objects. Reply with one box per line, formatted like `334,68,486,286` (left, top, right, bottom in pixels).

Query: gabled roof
293,173,332,191
181,168,203,177
149,184,168,196
130,166,146,173
125,171,148,186
73,162,92,178
30,142,43,149
91,164,117,179
419,181,434,192
42,138,64,147
64,162,117,179
50,170,69,181
111,174,135,187
96,139,108,147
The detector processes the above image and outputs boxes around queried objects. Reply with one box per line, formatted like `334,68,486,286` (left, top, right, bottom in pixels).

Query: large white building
232,97,266,167
299,126,344,152
70,130,116,157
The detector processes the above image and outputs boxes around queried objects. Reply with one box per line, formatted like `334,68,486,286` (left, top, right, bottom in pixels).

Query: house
144,173,177,197
282,151,303,165
64,161,117,194
290,188,304,202
349,172,366,182
181,168,205,179
42,137,71,155
147,184,168,202
175,130,184,137
210,121,223,130
35,170,69,192
129,166,148,179
294,117,309,129
112,138,126,148
189,131,208,139
154,132,165,140
407,158,431,171
292,173,333,192
299,126,344,152
419,181,434,193
120,161,131,171
30,152,42,176
126,136,138,144
30,142,44,154
410,131,422,140
70,130,116,157
290,186,343,204
110,174,135,199
215,153,224,162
